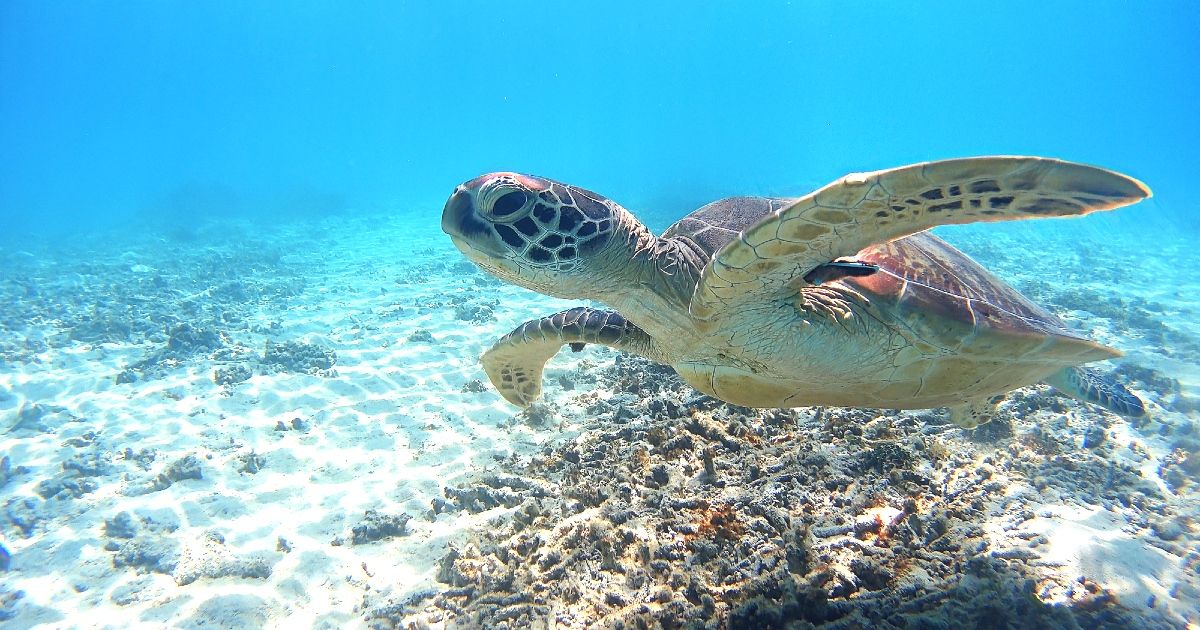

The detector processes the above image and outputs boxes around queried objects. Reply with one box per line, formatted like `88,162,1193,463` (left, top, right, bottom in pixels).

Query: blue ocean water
2,2,1200,628
2,1,1197,237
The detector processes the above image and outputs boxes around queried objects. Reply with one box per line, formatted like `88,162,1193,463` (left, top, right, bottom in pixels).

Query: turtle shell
661,196,791,260
663,196,1104,350
844,231,1093,343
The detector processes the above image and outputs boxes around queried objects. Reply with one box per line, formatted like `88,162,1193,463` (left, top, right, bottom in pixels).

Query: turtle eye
491,190,528,217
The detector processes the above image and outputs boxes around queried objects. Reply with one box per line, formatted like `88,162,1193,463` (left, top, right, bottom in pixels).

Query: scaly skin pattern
441,157,1150,416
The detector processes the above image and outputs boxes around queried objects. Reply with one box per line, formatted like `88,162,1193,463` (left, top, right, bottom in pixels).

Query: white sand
0,214,614,628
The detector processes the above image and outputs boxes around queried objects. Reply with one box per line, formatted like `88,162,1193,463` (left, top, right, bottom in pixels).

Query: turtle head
442,172,627,299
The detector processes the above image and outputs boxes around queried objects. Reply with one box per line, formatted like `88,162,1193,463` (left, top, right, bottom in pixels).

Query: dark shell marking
846,232,1078,339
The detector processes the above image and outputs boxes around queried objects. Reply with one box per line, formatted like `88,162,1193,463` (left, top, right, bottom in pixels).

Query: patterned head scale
442,172,618,272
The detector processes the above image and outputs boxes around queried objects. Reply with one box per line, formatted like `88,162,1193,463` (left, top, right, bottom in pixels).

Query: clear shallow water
1,3,1198,628
2,2,1198,238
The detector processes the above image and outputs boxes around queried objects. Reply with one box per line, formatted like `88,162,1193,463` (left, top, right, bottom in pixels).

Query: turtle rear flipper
481,307,664,407
1044,366,1146,417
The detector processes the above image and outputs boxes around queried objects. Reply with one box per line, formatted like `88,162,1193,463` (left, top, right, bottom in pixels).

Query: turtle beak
441,187,474,239
441,185,507,258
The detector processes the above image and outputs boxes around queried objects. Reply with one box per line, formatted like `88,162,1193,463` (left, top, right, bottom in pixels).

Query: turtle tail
1044,366,1146,418
481,307,663,407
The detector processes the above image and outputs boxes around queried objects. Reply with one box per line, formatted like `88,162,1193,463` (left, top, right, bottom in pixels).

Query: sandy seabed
0,211,1197,629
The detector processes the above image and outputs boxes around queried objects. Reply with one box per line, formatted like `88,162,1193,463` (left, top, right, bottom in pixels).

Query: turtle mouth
449,235,493,265
447,230,507,263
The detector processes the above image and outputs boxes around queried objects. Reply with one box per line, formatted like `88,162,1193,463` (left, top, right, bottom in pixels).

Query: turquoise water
2,2,1197,236
2,3,1199,628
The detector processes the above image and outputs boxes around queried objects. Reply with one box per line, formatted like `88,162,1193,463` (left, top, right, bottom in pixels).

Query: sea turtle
441,157,1150,427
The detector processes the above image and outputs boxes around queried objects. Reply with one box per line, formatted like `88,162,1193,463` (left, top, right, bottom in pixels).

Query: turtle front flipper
948,398,1002,429
481,307,663,407
1044,366,1146,417
691,157,1150,321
